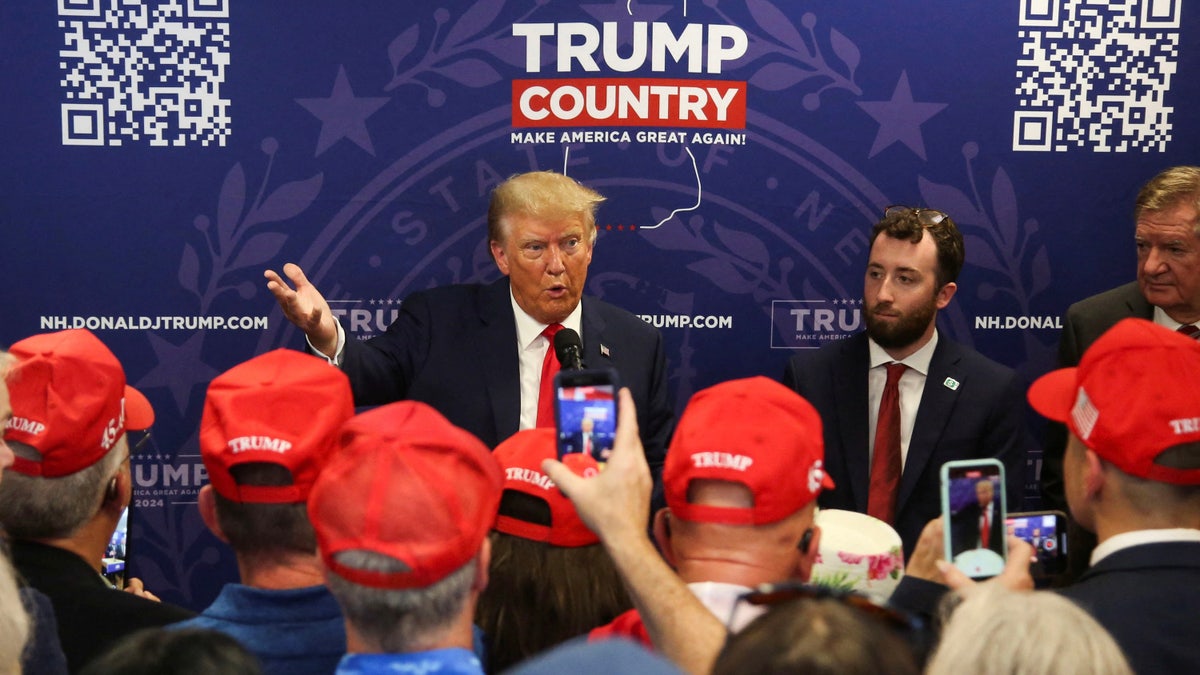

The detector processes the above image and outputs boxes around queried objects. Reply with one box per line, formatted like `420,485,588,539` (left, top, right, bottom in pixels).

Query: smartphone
941,459,1006,579
102,506,129,589
554,368,619,461
1006,510,1068,578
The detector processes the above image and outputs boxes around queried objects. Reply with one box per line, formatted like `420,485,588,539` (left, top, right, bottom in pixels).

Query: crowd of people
1,166,1198,674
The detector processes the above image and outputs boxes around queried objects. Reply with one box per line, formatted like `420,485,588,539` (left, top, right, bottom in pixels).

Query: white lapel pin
943,377,960,391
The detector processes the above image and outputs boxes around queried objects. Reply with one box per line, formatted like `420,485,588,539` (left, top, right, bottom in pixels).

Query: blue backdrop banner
2,0,1195,608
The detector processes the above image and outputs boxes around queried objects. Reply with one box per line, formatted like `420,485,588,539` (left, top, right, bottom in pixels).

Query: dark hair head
213,463,316,556
871,208,965,289
79,628,263,675
475,530,632,672
713,597,920,675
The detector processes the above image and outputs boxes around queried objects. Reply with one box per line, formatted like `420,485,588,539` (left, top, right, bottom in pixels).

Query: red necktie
1178,324,1200,339
980,509,990,548
535,324,564,428
868,363,907,524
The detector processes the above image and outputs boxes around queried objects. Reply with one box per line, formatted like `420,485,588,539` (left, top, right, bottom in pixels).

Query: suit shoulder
397,282,505,323
587,296,658,336
783,335,865,393
1065,281,1142,318
404,282,489,305
786,334,863,369
940,338,1020,381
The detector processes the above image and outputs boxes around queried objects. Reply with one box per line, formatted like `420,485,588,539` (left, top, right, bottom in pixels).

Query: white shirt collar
687,581,763,633
1153,305,1191,331
1090,528,1200,566
867,328,938,375
511,290,584,349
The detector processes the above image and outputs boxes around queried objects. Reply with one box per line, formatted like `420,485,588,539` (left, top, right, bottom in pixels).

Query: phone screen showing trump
554,369,618,462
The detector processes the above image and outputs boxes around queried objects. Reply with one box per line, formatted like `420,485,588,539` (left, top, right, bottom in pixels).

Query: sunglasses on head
885,205,949,227
127,429,154,454
732,581,922,632
728,581,934,664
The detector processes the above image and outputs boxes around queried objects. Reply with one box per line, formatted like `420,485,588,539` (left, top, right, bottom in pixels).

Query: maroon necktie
535,324,564,428
1178,324,1200,339
868,363,907,524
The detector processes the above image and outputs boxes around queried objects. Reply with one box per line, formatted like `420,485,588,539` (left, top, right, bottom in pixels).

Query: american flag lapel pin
600,344,610,358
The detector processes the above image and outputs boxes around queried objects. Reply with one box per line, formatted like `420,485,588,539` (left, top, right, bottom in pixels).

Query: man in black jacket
0,329,193,672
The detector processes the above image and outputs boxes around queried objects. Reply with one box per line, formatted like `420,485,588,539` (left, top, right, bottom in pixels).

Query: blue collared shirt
335,648,484,675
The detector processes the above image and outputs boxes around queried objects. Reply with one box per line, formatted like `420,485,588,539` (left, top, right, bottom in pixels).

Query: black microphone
554,328,585,371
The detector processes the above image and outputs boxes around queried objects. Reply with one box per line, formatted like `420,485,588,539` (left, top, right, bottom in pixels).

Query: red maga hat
1029,318,1200,485
308,401,503,590
4,329,153,477
665,376,833,525
200,349,354,504
493,428,599,547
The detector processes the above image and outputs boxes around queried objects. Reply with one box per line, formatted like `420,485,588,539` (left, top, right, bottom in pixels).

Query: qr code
1013,0,1179,152
59,0,231,147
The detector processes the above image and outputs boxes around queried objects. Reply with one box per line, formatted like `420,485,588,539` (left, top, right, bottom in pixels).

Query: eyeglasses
127,429,154,454
728,581,933,662
885,205,949,227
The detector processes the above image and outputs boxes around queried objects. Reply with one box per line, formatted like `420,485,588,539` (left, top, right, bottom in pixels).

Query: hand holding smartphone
940,459,1006,579
554,368,619,462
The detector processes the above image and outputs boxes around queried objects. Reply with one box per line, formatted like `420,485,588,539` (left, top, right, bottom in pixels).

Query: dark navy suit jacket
783,331,1025,558
890,539,1200,674
1059,541,1200,674
338,277,673,473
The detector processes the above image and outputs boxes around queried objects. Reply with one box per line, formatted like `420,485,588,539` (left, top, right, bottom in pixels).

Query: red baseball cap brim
492,429,599,547
125,385,155,432
1027,318,1200,485
1026,367,1077,425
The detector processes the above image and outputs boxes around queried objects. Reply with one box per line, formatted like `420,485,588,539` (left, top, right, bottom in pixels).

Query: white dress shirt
688,581,764,633
1154,305,1197,332
511,293,583,430
866,330,939,470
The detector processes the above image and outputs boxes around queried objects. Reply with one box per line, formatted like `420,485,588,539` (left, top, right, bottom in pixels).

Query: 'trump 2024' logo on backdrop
510,21,748,128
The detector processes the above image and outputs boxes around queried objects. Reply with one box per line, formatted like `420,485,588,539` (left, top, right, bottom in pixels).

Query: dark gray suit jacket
1044,281,1152,582
783,331,1026,558
1043,281,1152,511
337,277,674,472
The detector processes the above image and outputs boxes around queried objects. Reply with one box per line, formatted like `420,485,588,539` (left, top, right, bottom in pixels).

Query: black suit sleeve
986,367,1029,513
781,355,801,391
637,328,673,482
949,502,978,557
339,292,434,407
1041,307,1084,512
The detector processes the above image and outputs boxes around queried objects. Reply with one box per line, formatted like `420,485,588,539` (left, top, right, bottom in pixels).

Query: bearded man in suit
784,206,1024,558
